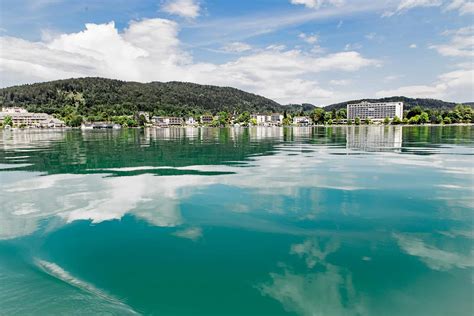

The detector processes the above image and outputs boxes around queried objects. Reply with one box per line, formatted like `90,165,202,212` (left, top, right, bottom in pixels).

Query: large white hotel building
347,101,404,121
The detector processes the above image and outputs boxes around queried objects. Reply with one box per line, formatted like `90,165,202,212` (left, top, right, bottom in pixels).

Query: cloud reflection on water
259,237,367,316
394,233,474,271
0,127,473,241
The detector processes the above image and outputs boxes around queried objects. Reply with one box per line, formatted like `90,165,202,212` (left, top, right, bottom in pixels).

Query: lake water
0,126,473,315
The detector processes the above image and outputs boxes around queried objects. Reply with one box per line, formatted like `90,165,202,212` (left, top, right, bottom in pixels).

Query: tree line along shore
1,104,472,129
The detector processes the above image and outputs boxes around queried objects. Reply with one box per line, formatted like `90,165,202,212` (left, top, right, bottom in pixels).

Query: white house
186,117,197,125
293,116,312,126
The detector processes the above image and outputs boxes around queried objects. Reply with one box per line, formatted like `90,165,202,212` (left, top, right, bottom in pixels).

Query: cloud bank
0,18,379,104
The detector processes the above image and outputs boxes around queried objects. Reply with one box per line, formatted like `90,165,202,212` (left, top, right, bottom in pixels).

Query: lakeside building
251,113,284,126
151,116,183,127
347,101,403,121
2,106,28,113
186,117,197,125
200,115,214,124
293,116,312,126
251,114,267,125
270,113,284,124
0,107,65,128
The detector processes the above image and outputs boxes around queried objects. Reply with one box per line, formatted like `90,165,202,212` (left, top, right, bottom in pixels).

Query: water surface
0,126,473,315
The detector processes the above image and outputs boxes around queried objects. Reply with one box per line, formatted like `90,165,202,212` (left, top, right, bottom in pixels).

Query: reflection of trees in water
2,126,471,174
0,128,278,175
402,125,474,146
259,237,367,316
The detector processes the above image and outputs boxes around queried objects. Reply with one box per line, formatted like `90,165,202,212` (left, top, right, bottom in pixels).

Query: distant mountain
324,96,465,111
1,78,470,117
0,77,282,116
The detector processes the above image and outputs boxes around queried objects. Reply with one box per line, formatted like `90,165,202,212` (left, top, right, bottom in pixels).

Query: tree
250,118,258,126
408,115,420,124
406,106,422,119
364,118,372,125
311,108,325,125
282,117,292,126
324,112,332,124
217,111,230,126
448,109,462,123
354,117,361,125
336,109,347,119
66,114,83,127
137,114,147,126
383,117,390,124
391,116,402,125
210,118,220,127
419,112,429,124
327,119,333,125
347,118,353,125
443,117,452,124
237,111,250,124
3,115,13,127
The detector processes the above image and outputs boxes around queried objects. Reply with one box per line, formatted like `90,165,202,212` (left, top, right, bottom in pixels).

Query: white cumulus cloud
376,68,474,101
162,0,201,18
430,26,474,57
377,24,474,101
0,18,380,104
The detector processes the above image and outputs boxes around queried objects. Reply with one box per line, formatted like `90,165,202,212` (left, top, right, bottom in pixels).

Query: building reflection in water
346,126,402,152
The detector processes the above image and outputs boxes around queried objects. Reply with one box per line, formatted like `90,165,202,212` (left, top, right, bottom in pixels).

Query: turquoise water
0,126,473,315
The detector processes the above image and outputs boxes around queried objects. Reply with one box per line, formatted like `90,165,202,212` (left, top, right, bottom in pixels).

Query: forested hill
324,96,462,111
0,77,282,116
1,78,469,116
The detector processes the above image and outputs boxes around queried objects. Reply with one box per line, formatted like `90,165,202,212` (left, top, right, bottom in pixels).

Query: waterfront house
251,114,267,125
151,116,183,127
168,117,183,126
151,116,166,126
270,113,284,125
44,118,66,128
293,116,312,126
200,115,214,124
186,117,197,125
250,113,284,126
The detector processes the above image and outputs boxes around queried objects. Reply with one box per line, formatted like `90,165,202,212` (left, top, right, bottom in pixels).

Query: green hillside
0,77,282,116
1,78,471,120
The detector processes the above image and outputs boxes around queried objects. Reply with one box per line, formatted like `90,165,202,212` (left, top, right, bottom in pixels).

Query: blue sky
0,0,472,105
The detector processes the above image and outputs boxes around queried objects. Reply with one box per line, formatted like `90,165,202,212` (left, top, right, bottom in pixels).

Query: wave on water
34,258,139,315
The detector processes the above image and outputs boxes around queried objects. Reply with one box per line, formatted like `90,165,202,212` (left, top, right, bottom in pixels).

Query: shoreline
1,123,473,131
